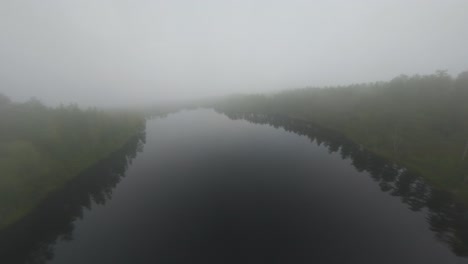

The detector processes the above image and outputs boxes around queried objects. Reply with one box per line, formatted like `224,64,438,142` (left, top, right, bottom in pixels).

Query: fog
1,0,467,107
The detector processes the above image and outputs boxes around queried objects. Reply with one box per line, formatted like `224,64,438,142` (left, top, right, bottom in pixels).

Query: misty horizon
1,0,468,107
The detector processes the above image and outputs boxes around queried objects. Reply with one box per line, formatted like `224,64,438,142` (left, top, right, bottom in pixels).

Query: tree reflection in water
219,110,468,257
0,129,146,264
2,110,468,263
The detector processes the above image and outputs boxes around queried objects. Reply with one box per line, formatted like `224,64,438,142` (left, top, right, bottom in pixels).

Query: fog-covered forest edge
1,70,468,230
0,95,145,229
210,71,468,201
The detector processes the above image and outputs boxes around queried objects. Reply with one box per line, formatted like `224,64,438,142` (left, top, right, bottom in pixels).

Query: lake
1,108,468,264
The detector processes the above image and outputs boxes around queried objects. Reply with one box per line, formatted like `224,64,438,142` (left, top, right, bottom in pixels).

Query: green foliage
213,71,468,199
0,96,145,229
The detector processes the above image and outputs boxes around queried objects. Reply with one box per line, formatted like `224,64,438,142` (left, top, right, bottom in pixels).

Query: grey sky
1,0,467,107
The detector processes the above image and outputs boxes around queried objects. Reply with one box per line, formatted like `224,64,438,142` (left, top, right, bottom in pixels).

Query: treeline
0,94,145,229
213,71,468,199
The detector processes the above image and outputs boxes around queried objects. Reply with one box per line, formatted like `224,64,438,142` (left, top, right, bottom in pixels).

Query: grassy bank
212,71,468,201
0,95,145,229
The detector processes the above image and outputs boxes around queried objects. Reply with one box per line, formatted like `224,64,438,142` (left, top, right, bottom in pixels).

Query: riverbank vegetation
0,94,145,229
213,71,468,200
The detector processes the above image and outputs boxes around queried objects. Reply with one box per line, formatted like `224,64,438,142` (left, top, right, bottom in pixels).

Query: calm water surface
2,109,468,263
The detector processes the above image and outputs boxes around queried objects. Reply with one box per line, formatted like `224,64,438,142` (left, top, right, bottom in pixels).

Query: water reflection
3,109,468,263
0,129,146,264
218,110,468,257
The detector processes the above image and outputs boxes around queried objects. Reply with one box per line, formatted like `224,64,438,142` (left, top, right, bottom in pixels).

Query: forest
0,94,145,230
212,71,468,200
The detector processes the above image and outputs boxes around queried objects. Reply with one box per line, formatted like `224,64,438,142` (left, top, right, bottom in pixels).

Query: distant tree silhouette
0,94,10,105
455,71,468,95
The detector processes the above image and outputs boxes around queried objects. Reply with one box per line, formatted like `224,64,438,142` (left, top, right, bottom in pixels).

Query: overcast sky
1,0,467,107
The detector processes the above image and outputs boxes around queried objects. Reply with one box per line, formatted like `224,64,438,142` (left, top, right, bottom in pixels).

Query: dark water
2,108,468,264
